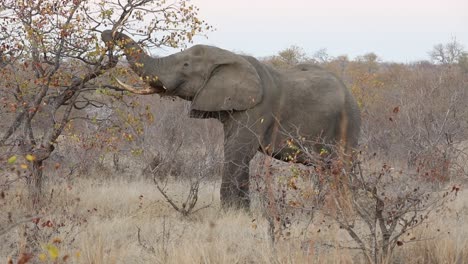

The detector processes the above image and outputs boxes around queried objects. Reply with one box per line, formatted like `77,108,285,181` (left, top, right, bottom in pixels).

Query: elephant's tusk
114,77,166,95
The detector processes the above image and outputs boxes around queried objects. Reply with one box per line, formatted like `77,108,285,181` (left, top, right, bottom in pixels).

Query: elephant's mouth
165,80,187,97
148,79,167,94
152,85,167,94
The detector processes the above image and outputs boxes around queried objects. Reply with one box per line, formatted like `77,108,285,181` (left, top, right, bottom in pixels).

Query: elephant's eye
183,62,189,67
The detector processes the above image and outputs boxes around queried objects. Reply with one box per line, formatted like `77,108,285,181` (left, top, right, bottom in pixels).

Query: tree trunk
27,160,44,208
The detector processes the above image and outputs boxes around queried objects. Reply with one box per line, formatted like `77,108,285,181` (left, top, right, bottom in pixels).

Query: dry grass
2,175,468,264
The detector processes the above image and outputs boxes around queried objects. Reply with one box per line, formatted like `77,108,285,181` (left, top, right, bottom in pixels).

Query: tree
356,52,380,73
429,38,466,65
312,48,331,63
0,0,209,207
324,55,349,80
266,45,308,68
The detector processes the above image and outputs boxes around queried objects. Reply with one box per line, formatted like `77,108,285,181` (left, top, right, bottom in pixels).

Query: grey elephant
101,30,361,209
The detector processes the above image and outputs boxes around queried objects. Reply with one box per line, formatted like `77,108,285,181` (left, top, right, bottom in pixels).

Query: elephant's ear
191,58,263,111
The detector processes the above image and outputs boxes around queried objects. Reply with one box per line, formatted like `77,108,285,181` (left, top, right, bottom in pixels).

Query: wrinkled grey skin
101,30,361,209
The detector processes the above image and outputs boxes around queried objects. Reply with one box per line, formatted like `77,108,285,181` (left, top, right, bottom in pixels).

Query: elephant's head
101,30,263,112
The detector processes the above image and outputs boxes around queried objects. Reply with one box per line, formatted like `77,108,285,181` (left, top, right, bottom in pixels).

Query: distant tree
266,45,308,68
359,52,379,63
334,55,349,79
320,55,350,83
312,48,332,63
429,38,465,65
356,52,380,73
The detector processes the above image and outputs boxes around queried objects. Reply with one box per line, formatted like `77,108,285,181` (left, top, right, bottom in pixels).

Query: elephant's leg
221,129,259,210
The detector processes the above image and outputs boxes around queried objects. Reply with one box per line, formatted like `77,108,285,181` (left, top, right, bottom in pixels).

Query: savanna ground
2,161,468,264
1,1,468,262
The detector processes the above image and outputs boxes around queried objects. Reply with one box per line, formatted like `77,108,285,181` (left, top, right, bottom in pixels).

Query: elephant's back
282,67,347,110
275,67,349,141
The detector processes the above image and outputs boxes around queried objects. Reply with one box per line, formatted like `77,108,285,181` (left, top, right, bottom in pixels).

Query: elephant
101,30,361,209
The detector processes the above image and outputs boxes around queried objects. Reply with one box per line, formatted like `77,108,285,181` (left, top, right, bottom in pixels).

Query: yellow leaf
45,244,59,260
26,154,36,161
38,253,47,262
320,148,328,156
20,164,28,169
7,155,17,164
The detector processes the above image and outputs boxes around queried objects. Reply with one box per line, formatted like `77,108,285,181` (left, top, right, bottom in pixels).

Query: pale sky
188,0,468,62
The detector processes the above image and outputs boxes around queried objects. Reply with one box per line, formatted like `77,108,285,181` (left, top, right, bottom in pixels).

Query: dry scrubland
2,44,468,263
2,174,468,263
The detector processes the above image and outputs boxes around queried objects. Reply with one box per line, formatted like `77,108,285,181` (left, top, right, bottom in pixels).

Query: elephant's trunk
101,30,164,90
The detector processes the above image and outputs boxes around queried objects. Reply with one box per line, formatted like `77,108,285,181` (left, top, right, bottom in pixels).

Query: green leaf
7,155,17,164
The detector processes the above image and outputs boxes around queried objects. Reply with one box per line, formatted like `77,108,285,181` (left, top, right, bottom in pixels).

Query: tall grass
2,175,468,263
